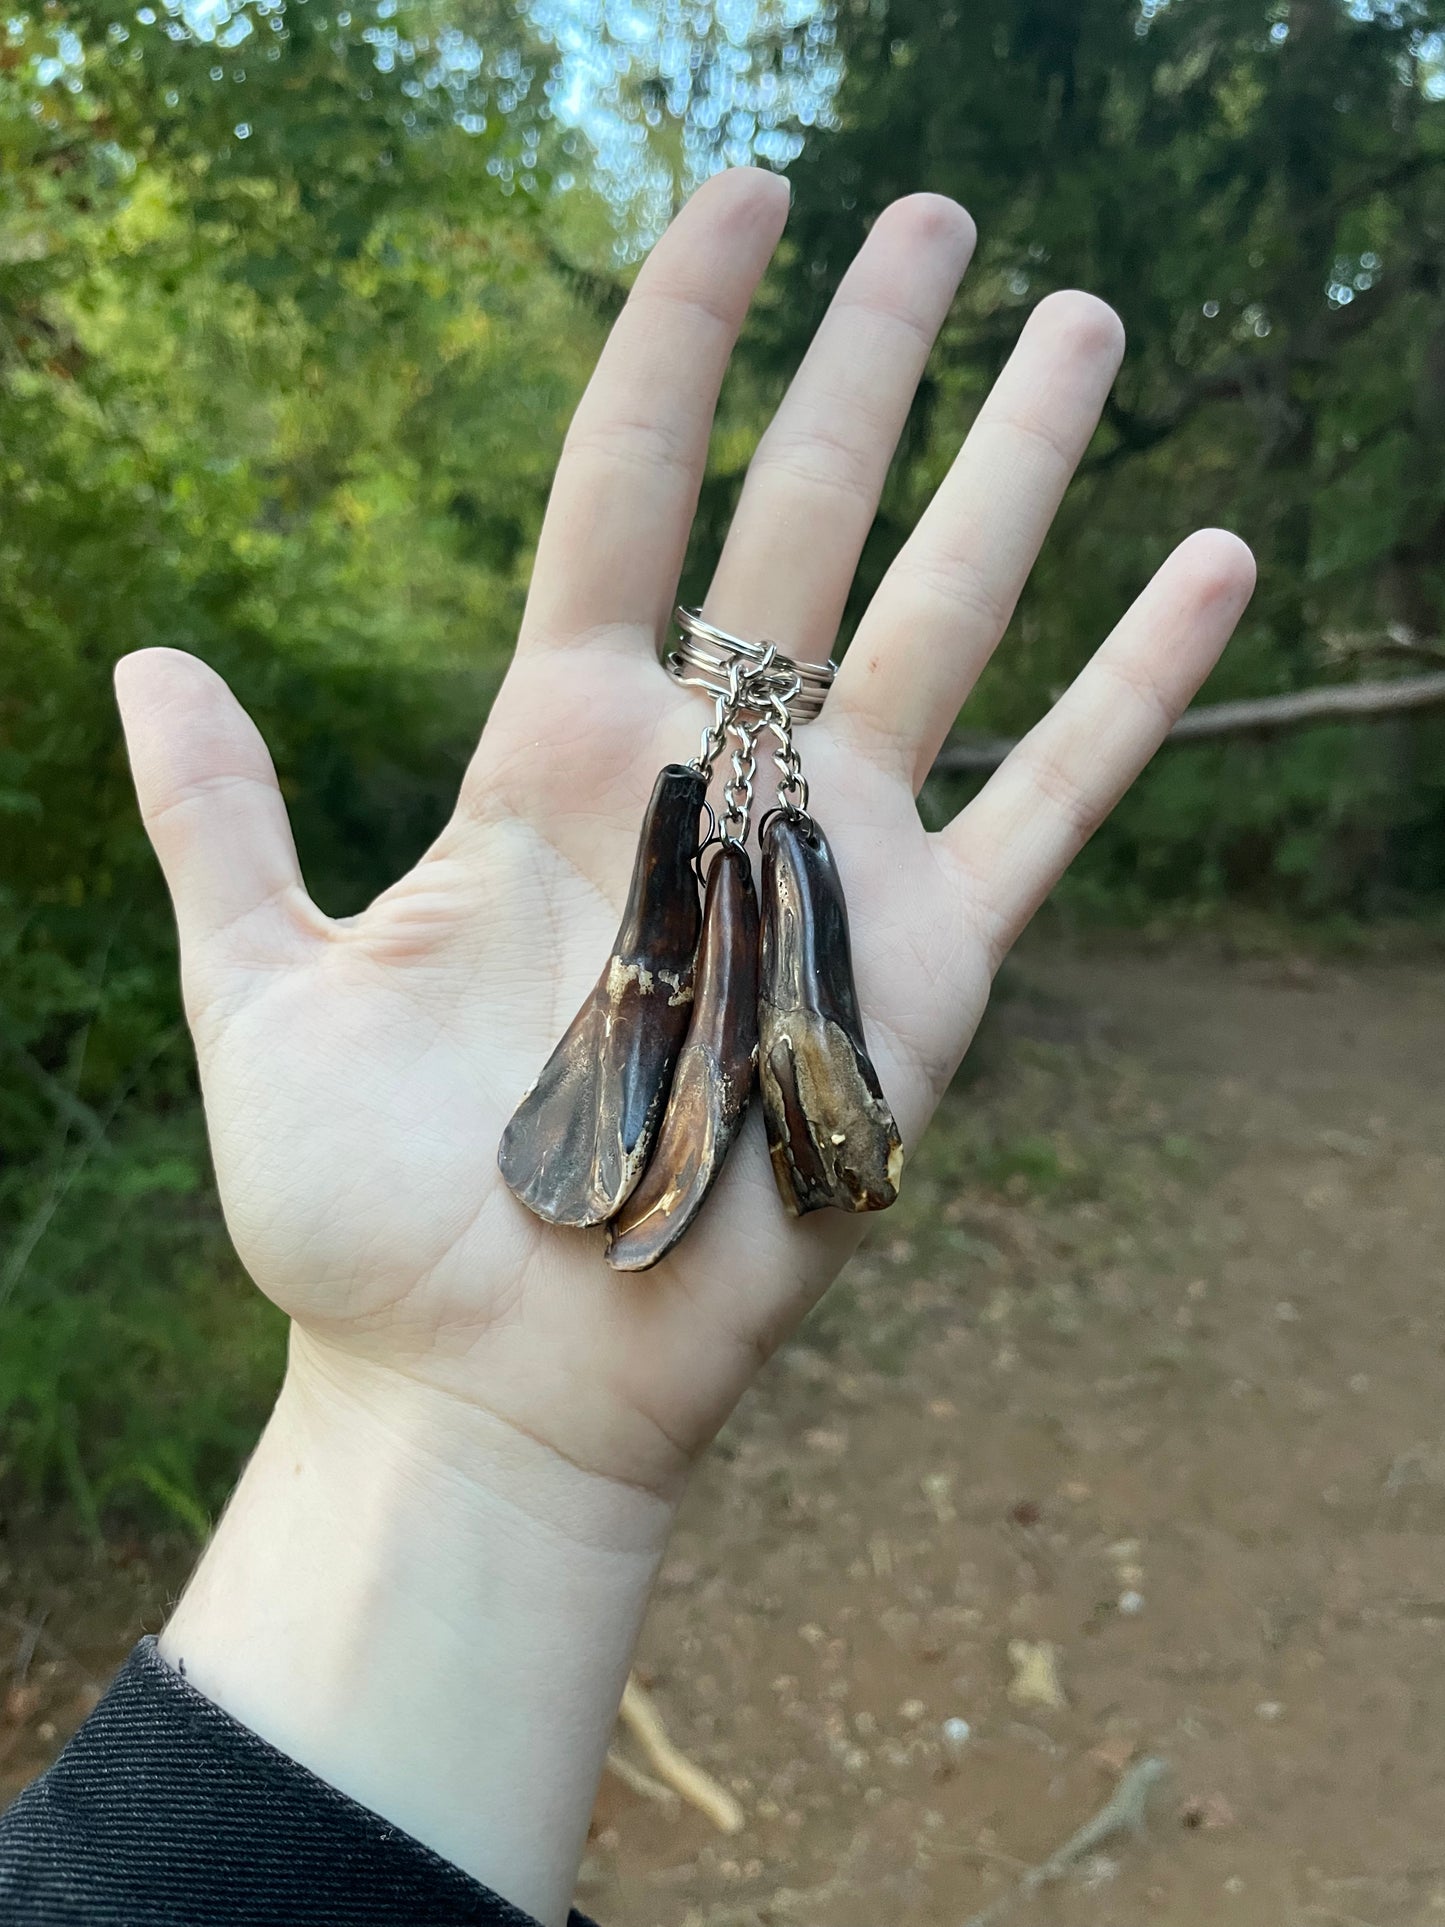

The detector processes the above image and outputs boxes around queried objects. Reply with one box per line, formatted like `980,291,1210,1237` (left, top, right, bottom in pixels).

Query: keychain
498,606,902,1265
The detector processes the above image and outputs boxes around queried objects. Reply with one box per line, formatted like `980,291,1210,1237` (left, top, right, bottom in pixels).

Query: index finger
520,168,790,659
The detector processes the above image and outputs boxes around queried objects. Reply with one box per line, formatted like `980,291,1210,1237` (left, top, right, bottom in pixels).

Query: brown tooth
757,812,902,1217
606,842,759,1272
498,765,706,1227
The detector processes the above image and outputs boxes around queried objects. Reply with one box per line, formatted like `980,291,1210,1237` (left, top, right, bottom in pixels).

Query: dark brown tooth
606,842,759,1272
757,812,902,1217
498,765,706,1227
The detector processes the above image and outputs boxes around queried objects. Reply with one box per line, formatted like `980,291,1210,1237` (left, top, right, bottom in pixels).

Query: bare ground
6,936,1445,1927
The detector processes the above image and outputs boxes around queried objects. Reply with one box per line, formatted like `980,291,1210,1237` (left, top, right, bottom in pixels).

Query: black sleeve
0,1637,597,1927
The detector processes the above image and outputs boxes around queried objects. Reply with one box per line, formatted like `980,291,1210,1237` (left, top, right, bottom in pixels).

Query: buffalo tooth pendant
606,841,760,1272
498,764,706,1227
758,811,902,1216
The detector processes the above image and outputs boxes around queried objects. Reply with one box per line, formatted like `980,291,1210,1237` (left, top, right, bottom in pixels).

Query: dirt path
5,938,1445,1926
594,938,1445,1927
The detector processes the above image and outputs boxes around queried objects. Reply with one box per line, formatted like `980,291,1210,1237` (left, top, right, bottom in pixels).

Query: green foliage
0,1111,285,1534
0,0,604,1522
4,0,1445,1526
743,0,1445,911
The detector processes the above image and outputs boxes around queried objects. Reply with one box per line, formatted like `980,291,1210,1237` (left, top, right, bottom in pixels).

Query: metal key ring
665,605,836,725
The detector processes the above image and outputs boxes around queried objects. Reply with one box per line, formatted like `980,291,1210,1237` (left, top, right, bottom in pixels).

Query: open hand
117,168,1253,1506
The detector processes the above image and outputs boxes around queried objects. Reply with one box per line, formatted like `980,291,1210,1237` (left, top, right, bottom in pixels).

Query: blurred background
3,4,1445,1919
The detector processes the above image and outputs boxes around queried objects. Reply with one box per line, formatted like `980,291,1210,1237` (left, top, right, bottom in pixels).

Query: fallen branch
8,1611,47,1686
617,1675,745,1834
1326,624,1445,670
959,1754,1169,1927
930,671,1445,776
604,1746,682,1815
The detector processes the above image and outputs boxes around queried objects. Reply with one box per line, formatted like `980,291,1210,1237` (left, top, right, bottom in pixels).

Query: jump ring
666,605,835,726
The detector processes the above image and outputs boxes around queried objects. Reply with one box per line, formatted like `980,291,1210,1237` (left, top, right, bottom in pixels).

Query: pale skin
114,170,1255,1925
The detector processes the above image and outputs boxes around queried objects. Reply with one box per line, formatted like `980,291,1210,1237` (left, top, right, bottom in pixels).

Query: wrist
160,1328,674,1927
281,1326,679,1554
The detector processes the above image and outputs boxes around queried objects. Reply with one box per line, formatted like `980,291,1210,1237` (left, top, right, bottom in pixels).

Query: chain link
691,661,740,778
685,633,816,848
689,646,784,849
719,717,759,844
765,679,810,819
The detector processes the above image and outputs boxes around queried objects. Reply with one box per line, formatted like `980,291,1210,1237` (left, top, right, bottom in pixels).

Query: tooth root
757,812,902,1217
498,765,706,1228
606,842,759,1272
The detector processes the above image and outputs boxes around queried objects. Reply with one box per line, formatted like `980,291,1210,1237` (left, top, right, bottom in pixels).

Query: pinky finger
943,529,1256,963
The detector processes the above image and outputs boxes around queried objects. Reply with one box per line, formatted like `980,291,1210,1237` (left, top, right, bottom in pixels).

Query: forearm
159,1329,674,1927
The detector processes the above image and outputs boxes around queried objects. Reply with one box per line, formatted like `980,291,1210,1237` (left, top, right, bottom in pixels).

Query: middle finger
701,194,976,663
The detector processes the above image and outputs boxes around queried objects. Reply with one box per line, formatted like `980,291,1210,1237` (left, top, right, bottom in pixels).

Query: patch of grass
0,1108,284,1536
1027,893,1445,962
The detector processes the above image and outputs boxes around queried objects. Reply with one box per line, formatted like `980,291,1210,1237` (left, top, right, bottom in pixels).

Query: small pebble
1255,1700,1284,1722
1180,1792,1236,1830
1118,1589,1145,1615
1089,1734,1136,1774
1007,1638,1066,1711
899,1698,926,1723
3,1684,42,1726
942,1717,972,1759
921,1473,956,1523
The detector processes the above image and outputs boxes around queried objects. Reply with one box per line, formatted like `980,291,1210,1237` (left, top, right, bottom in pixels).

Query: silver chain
720,716,760,844
676,611,822,848
690,647,780,849
765,677,809,818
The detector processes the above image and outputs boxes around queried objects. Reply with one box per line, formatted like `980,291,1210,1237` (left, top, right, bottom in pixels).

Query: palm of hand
119,172,1252,1502
191,647,972,1496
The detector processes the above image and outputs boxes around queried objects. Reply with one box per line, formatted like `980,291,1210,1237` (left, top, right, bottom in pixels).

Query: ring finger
827,290,1127,788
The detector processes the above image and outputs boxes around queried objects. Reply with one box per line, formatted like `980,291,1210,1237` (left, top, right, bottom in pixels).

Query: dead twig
618,1675,745,1834
1325,623,1445,670
769,1829,874,1917
931,672,1445,776
959,1755,1169,1927
9,1611,47,1686
604,1745,681,1815
0,1607,82,1675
